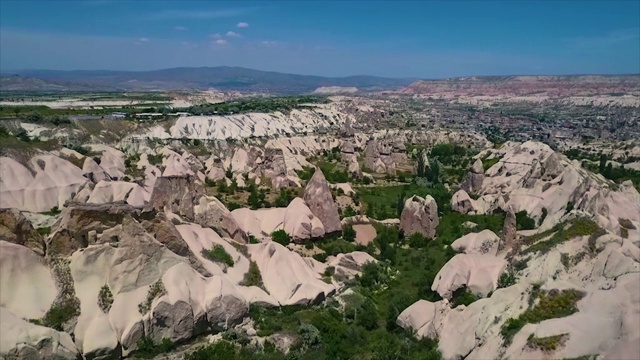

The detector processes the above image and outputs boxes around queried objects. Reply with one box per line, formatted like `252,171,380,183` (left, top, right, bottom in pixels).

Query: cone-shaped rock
303,169,341,234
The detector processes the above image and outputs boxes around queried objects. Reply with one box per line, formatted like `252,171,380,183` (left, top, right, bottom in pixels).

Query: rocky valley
0,81,639,360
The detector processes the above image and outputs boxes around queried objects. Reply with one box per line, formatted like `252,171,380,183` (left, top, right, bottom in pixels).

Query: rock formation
303,169,342,234
363,139,406,175
193,195,247,243
283,198,325,242
0,155,88,213
0,208,46,256
149,175,204,219
451,230,500,256
1,307,79,360
451,189,477,214
502,206,517,251
399,195,439,238
48,202,152,256
461,158,485,194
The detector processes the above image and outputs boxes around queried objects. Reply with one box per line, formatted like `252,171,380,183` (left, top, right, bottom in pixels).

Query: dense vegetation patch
138,280,167,315
185,178,508,359
271,229,291,246
177,96,329,116
516,210,536,230
242,303,442,360
482,156,501,171
30,259,81,331
97,284,113,313
527,333,568,352
501,289,585,345
450,287,478,307
522,218,600,254
201,244,235,267
135,337,176,359
579,154,640,190
356,183,452,220
240,261,264,289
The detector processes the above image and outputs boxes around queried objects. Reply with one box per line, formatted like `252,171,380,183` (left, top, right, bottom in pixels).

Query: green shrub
0,126,10,137
450,287,478,307
324,266,336,277
523,218,600,255
313,253,328,263
147,154,163,165
41,206,61,216
565,202,574,214
298,323,321,349
204,177,216,187
407,232,429,248
248,235,260,244
42,301,79,331
527,333,568,352
135,337,176,358
357,261,390,291
587,228,606,253
343,224,356,242
240,261,263,288
37,227,51,236
501,289,585,345
483,157,501,171
271,229,291,246
539,208,548,226
498,271,517,288
316,238,357,258
516,211,536,230
138,280,166,314
201,244,234,266
97,285,113,313
560,253,570,268
342,205,357,218
298,166,315,181
40,259,80,331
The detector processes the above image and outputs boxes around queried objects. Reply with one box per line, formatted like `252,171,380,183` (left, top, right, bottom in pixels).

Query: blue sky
1,0,639,78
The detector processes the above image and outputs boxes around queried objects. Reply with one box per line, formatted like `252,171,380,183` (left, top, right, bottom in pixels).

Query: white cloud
214,39,228,45
139,37,150,42
237,22,249,28
148,9,248,20
260,40,277,46
210,33,222,39
226,31,242,38
174,26,187,31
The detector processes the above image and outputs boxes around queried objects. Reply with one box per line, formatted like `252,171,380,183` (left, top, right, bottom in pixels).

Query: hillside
2,67,414,93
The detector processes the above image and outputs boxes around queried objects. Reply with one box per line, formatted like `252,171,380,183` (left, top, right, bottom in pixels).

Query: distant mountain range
0,66,415,93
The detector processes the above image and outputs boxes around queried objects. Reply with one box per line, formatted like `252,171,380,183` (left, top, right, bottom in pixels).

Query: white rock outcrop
0,155,88,212
248,242,335,305
451,230,500,256
431,254,507,299
0,307,79,360
399,195,439,238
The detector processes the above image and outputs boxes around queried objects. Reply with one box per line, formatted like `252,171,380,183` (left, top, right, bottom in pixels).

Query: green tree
343,224,356,242
26,111,43,123
416,149,427,177
599,153,607,174
271,229,290,246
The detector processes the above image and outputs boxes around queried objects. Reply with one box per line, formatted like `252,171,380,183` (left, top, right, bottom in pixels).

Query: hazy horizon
3,66,640,81
1,1,639,78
